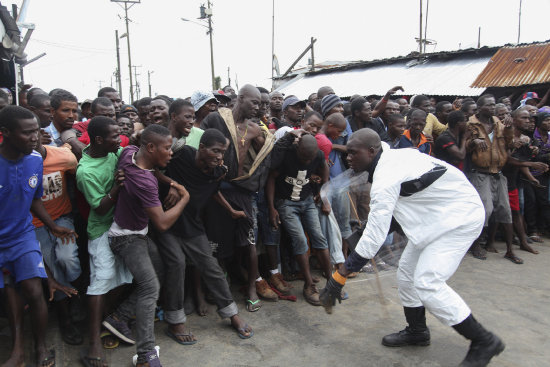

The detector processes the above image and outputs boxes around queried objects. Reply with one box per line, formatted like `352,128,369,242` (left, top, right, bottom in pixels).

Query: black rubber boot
382,306,431,347
452,314,505,367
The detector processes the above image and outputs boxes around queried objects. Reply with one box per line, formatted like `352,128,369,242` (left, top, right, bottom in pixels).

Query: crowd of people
0,81,549,367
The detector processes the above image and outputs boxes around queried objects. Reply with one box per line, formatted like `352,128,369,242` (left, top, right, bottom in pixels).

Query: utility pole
115,30,123,99
517,0,522,44
147,70,153,97
112,0,140,103
133,65,141,100
477,26,481,48
419,0,423,56
271,0,275,89
310,37,315,72
227,66,231,87
423,0,429,54
207,1,215,90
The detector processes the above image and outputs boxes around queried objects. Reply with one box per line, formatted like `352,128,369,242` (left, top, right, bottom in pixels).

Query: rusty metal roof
471,42,550,87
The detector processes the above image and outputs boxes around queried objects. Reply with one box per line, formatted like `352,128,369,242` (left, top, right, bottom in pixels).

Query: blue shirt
44,122,62,146
0,151,44,247
328,121,353,178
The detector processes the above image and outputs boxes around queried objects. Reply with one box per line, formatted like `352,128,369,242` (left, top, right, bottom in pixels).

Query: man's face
2,118,39,155
117,117,133,137
81,104,92,119
150,135,173,168
388,118,406,138
437,103,453,124
173,106,195,137
465,104,477,119
284,104,304,125
223,86,235,96
52,100,78,131
239,92,261,119
357,102,372,122
496,107,510,123
270,92,284,111
326,122,346,140
346,138,377,172
513,110,531,132
302,115,323,135
501,97,511,108
197,99,218,119
409,111,427,135
198,140,228,170
33,100,52,127
327,103,344,117
104,92,122,113
138,104,151,125
149,99,170,125
540,116,550,131
383,102,400,121
125,110,139,124
258,93,270,118
478,97,496,118
397,98,409,111
308,93,318,108
101,124,122,153
418,99,432,113
93,104,116,119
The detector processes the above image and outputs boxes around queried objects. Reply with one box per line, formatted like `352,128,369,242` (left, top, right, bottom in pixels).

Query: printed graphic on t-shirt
285,170,309,201
41,171,63,201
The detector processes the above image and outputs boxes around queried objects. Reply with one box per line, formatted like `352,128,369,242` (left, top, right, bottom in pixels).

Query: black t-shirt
274,148,324,201
434,130,460,167
166,145,226,238
502,143,532,191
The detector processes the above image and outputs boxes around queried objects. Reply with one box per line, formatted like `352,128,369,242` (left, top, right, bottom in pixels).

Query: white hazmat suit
355,144,485,326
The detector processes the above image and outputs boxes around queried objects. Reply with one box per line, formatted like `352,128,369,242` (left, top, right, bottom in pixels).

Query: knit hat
321,94,343,117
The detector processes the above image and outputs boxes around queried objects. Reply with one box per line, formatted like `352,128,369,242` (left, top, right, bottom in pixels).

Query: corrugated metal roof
471,42,550,87
276,55,491,98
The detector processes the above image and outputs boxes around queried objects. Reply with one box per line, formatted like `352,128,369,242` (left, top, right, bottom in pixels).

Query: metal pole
115,30,123,100
423,0,429,54
310,37,315,72
517,0,522,44
124,2,134,103
477,26,481,48
227,66,231,87
208,0,215,90
148,70,152,97
271,0,275,89
419,0,423,56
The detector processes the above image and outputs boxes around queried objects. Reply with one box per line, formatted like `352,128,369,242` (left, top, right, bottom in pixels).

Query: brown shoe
256,279,278,301
303,284,321,306
268,273,292,294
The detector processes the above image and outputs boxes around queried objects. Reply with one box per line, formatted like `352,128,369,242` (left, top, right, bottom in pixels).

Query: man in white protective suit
320,128,505,367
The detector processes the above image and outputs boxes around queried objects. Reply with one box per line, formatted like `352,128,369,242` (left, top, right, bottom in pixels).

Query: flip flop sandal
164,328,198,345
40,349,55,367
529,235,544,243
504,254,524,264
246,299,261,312
100,331,120,349
471,250,487,260
236,324,254,339
80,349,107,367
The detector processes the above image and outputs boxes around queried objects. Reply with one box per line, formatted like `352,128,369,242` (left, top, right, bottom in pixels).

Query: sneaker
303,284,321,306
268,273,292,294
102,315,135,344
255,279,278,301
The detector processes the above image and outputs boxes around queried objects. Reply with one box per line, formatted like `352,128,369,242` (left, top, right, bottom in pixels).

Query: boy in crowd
1,106,75,367
108,124,190,366
117,113,135,138
159,129,253,343
267,132,332,306
76,116,133,366
434,111,470,169
398,109,431,155
169,99,204,151
387,114,406,148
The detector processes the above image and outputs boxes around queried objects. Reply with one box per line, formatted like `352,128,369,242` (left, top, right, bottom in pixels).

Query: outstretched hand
50,225,78,245
47,277,78,301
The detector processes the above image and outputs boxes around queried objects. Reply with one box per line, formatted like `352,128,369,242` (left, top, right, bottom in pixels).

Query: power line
29,39,114,53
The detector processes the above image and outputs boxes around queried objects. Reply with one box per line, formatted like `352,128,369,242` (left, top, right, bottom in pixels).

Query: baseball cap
191,90,219,111
282,96,306,110
120,104,138,114
522,92,540,101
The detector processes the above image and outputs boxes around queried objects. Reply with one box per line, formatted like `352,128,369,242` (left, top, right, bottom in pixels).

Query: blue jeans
276,196,328,256
254,190,280,246
35,215,81,300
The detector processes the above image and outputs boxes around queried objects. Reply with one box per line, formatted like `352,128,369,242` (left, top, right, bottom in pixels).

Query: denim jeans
156,231,238,324
254,189,280,246
35,215,81,300
109,234,160,360
276,196,328,256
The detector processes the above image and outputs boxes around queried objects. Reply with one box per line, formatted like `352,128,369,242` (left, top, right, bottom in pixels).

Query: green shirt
76,146,123,240
172,127,204,152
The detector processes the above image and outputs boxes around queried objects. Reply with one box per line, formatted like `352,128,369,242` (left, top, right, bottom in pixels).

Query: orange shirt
32,144,78,227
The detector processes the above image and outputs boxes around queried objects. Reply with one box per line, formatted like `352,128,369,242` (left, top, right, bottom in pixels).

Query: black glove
320,275,344,314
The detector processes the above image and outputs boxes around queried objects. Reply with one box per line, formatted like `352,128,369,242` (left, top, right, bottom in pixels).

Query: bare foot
36,347,55,367
195,289,209,317
520,244,539,254
166,323,197,344
230,315,253,338
485,245,498,253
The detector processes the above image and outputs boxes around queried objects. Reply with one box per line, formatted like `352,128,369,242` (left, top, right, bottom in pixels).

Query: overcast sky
7,0,550,102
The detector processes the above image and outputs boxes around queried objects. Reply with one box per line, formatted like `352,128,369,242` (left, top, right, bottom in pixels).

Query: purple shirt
113,145,161,231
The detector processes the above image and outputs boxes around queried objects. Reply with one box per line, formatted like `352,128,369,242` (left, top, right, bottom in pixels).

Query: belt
471,168,502,177
400,164,447,197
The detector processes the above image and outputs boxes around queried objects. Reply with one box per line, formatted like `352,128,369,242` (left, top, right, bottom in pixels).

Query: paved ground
1,238,550,367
